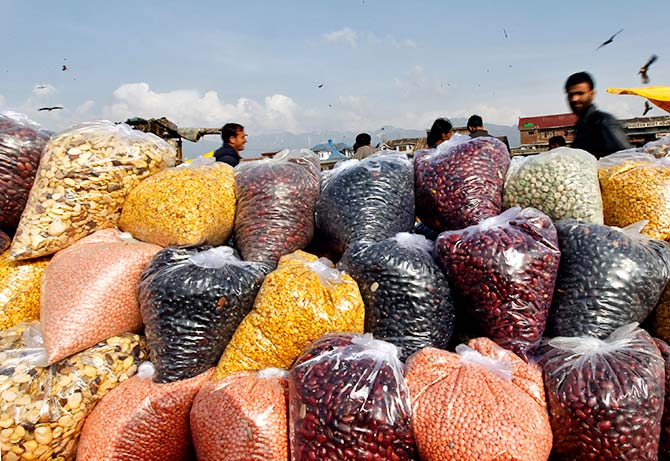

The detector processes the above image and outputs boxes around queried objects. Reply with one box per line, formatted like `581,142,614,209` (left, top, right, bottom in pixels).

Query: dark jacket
213,143,240,167
571,105,631,159
470,129,511,153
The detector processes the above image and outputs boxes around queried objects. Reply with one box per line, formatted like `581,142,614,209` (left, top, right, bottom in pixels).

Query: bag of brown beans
404,337,553,461
644,135,670,158
10,121,175,260
214,250,365,378
76,363,212,461
540,323,665,461
0,322,147,461
0,250,49,331
655,338,670,461
0,111,51,234
0,230,10,252
290,333,417,461
119,159,236,247
191,368,288,461
40,228,161,364
651,285,670,343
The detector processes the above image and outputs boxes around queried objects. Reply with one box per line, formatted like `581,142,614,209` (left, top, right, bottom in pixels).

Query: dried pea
0,250,49,330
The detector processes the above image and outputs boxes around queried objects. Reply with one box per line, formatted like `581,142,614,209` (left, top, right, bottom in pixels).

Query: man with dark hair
548,135,567,150
565,71,630,158
467,115,489,138
214,123,247,167
353,133,374,160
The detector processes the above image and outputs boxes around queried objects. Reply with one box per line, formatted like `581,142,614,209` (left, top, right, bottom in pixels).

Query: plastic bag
404,337,552,461
652,284,670,343
119,160,236,247
503,147,604,224
599,151,670,240
338,232,455,361
290,333,417,461
0,230,9,252
40,228,161,364
234,149,320,267
0,250,49,330
76,363,212,461
10,121,175,260
0,322,147,461
414,137,510,232
214,250,365,378
644,135,670,158
139,245,268,383
548,221,670,339
540,324,665,461
191,368,288,461
656,338,670,461
434,207,560,358
315,153,415,255
0,111,50,233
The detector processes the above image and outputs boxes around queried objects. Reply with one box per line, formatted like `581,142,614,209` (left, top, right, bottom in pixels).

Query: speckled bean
0,250,49,330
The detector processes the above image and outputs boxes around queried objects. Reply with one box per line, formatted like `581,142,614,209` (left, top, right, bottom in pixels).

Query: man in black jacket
214,123,247,167
565,72,631,159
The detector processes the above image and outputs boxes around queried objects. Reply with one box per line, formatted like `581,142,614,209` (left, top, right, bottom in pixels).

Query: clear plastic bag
40,228,161,364
338,232,455,361
10,121,176,260
139,245,269,384
119,161,235,247
404,337,552,461
315,153,415,255
652,284,670,343
548,221,670,339
191,368,288,461
415,137,510,232
76,363,212,461
434,207,560,359
540,324,665,461
656,338,670,461
214,250,365,378
644,135,670,158
0,111,51,233
503,147,603,224
289,333,417,461
0,249,49,330
599,151,670,240
0,322,147,461
234,149,320,267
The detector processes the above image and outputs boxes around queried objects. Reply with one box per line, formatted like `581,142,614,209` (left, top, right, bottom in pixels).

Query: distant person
426,118,453,148
467,115,489,138
548,135,567,150
353,133,375,160
565,71,631,158
214,123,247,167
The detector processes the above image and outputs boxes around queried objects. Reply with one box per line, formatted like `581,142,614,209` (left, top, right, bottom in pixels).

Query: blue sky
2,0,669,154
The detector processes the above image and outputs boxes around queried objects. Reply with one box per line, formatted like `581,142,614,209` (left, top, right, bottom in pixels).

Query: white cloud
323,27,359,47
394,65,449,97
75,99,95,116
32,84,57,96
322,28,415,49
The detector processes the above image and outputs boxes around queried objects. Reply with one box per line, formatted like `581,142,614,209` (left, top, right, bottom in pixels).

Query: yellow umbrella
607,86,670,112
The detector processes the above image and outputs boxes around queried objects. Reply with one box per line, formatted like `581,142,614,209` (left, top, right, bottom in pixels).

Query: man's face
229,129,247,151
567,83,595,114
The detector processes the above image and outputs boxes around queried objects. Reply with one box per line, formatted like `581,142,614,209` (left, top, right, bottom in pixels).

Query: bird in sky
35,85,47,89
62,65,67,71
503,29,508,38
318,83,324,88
639,55,658,84
38,106,63,112
596,28,623,50
643,101,653,116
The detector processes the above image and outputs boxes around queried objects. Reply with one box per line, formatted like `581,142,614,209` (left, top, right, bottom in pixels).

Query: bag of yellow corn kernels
0,250,49,330
214,250,364,378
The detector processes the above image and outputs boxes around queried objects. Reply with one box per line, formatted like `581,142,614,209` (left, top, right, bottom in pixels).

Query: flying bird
318,83,324,88
503,29,508,38
35,85,47,89
38,106,63,112
62,65,67,71
596,28,623,50
639,55,658,84
643,101,653,116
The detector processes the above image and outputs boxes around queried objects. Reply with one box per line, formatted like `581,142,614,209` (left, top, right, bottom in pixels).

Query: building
378,137,422,154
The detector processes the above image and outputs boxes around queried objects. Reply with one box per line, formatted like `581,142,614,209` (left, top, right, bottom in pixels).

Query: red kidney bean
414,137,510,232
434,207,560,359
655,338,670,461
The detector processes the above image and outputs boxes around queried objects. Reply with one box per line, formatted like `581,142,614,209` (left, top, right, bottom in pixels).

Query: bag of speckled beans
76,362,212,461
0,322,147,461
191,368,288,461
39,228,161,364
9,121,175,260
139,245,268,383
540,324,665,461
315,152,415,256
337,232,455,361
119,159,236,247
655,338,670,461
547,220,670,339
414,136,510,232
434,207,560,359
290,333,417,461
644,135,670,158
404,337,552,461
0,250,49,330
234,149,320,267
503,147,604,224
599,151,670,240
214,250,365,378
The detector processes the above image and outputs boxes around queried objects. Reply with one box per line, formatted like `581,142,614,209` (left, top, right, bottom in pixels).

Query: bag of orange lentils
190,368,289,461
404,337,553,461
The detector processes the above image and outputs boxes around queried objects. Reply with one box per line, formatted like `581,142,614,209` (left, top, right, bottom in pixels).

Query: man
548,135,566,150
214,123,247,167
353,133,375,160
565,72,631,158
467,115,489,138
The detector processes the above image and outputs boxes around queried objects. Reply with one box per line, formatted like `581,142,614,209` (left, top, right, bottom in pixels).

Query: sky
2,0,669,155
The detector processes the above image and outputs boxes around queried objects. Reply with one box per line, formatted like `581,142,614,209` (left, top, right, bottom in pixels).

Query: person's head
467,114,483,133
427,118,453,148
221,123,247,152
355,133,371,148
565,72,595,115
548,135,567,150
